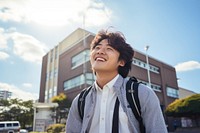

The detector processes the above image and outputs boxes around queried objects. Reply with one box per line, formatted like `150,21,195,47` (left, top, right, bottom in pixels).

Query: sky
0,0,200,101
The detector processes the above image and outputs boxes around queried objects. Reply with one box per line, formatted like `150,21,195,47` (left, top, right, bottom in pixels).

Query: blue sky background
0,0,199,100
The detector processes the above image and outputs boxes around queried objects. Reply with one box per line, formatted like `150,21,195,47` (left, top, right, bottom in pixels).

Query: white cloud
22,83,33,88
0,27,47,63
85,5,112,26
0,51,9,60
10,32,47,64
0,82,38,101
0,1,27,22
0,27,8,49
175,61,200,72
0,0,112,27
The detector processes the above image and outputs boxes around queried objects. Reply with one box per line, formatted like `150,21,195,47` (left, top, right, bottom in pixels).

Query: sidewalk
169,127,200,133
169,131,199,133
169,131,200,133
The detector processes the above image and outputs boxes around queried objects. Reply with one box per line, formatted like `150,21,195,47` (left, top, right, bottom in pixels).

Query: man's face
90,39,124,74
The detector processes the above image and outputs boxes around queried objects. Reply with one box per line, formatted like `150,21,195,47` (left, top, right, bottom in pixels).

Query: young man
66,29,168,133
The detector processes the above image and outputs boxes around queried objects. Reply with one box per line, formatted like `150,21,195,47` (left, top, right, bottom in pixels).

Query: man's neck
95,72,118,89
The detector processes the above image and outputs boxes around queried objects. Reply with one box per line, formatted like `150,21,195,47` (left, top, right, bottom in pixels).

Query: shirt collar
94,74,119,91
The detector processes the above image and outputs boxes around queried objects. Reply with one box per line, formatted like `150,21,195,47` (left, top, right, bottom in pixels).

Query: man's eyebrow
91,43,100,49
95,43,102,46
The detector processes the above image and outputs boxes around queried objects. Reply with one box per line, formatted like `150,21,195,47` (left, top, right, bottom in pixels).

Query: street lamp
83,12,87,89
144,45,151,88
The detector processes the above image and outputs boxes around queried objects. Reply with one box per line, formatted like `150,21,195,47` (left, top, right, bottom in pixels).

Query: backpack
77,77,146,133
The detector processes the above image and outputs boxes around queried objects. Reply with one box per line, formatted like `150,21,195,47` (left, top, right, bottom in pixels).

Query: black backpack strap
126,77,146,133
112,98,120,133
78,86,92,120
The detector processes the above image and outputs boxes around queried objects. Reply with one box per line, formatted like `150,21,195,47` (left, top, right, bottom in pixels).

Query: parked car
26,127,33,132
20,129,28,133
0,121,20,133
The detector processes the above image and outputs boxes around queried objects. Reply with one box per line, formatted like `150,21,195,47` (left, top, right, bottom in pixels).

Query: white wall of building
33,103,58,132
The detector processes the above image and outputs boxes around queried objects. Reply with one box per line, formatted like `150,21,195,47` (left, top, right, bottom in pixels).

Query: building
39,28,179,131
33,102,58,132
178,87,198,129
179,87,197,99
0,90,12,100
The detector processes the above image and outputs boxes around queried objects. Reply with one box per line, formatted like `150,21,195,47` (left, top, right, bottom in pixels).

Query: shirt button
101,117,104,121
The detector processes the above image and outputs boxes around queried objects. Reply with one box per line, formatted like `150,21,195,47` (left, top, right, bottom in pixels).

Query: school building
39,28,179,131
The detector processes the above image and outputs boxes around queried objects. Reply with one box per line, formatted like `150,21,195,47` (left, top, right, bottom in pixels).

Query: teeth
96,57,106,61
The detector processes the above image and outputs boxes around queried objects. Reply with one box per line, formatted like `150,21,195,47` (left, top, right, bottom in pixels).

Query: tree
0,99,11,120
0,98,34,128
18,100,34,128
165,94,200,126
51,93,71,123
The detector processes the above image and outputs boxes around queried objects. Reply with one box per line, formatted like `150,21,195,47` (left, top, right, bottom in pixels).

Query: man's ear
119,60,125,67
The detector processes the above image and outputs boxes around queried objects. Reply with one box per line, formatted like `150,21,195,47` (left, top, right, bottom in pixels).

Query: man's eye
107,47,113,51
92,46,97,50
94,46,100,50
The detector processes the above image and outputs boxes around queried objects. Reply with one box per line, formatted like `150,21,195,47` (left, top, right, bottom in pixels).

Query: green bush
46,124,65,133
30,132,47,133
165,94,200,117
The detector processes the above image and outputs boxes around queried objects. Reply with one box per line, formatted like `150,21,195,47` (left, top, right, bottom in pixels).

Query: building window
50,50,53,62
139,80,162,92
46,73,48,81
149,65,159,73
167,87,179,98
128,78,162,92
45,96,47,102
45,89,48,102
55,46,58,59
53,86,57,96
64,74,84,90
151,84,162,92
86,73,95,85
49,88,52,98
132,58,160,74
49,70,54,80
63,73,95,90
54,69,58,77
0,90,12,100
133,58,146,69
71,50,90,69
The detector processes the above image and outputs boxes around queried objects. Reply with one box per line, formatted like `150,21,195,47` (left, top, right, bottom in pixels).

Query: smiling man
66,29,167,133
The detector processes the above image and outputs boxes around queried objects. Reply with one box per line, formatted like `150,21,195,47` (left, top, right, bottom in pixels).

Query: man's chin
92,68,106,72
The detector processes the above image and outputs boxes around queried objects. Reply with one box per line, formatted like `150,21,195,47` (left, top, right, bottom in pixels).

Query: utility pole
144,45,151,88
83,13,87,89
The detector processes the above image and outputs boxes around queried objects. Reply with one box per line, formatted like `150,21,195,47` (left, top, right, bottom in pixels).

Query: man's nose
97,47,105,54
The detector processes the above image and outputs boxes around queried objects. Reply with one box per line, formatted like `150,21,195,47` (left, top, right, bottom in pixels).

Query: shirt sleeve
138,84,168,133
66,95,82,133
